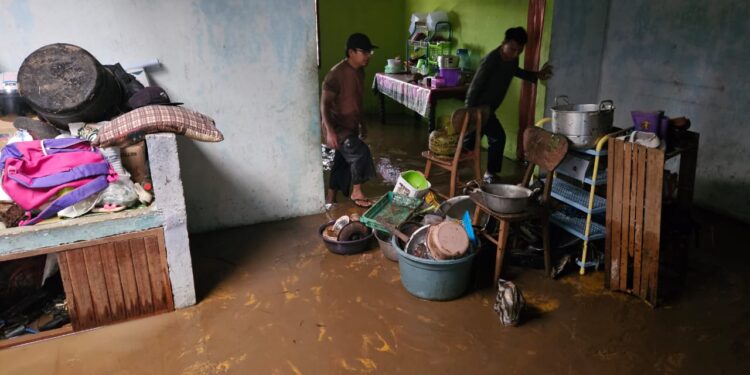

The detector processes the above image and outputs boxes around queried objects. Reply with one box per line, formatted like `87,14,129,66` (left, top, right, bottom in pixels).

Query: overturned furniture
0,133,195,347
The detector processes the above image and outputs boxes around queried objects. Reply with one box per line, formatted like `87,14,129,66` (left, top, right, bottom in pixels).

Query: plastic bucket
439,68,461,87
393,170,431,198
375,230,399,262
391,232,476,301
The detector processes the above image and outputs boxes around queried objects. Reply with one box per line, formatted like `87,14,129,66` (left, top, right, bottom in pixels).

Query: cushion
94,105,223,147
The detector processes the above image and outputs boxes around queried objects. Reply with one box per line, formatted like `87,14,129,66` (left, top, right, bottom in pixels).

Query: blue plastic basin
391,228,476,301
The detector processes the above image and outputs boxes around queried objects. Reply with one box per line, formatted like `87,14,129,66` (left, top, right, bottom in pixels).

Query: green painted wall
404,0,554,158
318,0,554,159
317,0,405,112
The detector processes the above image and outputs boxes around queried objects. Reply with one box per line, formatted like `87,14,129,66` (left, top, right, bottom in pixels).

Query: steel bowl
480,184,533,214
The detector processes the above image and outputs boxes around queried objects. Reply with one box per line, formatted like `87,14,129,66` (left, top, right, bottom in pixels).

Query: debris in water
376,157,401,185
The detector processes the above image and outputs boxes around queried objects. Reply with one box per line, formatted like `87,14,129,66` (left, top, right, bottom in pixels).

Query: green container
401,170,429,189
391,226,476,301
361,192,422,233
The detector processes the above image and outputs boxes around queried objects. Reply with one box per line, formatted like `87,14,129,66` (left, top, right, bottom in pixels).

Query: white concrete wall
0,0,325,232
547,0,750,222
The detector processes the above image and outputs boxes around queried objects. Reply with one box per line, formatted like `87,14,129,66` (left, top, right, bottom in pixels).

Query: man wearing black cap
321,33,378,208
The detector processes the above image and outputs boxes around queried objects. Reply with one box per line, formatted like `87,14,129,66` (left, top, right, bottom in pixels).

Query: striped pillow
94,105,223,147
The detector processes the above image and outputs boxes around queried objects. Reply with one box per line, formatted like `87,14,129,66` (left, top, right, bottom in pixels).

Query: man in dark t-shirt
321,33,378,208
465,26,553,183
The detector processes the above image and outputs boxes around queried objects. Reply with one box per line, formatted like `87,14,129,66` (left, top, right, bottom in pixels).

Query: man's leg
484,115,506,179
340,136,376,205
328,150,351,203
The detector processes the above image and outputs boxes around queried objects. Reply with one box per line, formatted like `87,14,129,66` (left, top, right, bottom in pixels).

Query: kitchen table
372,72,468,132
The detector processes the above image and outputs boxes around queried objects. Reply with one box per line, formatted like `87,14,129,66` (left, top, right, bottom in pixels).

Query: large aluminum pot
480,184,533,214
550,95,615,149
437,55,459,69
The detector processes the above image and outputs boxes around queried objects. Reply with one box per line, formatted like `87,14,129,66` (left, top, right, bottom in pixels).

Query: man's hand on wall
537,62,553,81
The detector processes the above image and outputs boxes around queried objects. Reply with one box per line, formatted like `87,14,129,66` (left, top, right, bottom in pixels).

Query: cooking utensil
550,95,614,149
437,55,459,69
478,184,533,214
427,221,469,260
376,219,411,244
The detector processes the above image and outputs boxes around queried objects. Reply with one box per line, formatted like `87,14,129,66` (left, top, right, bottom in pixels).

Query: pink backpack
1,138,117,225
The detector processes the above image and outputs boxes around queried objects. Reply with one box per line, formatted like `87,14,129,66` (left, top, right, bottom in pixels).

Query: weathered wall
548,0,750,221
0,0,324,232
544,0,610,110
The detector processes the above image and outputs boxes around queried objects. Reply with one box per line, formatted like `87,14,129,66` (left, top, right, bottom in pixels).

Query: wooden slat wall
605,138,664,306
57,228,173,330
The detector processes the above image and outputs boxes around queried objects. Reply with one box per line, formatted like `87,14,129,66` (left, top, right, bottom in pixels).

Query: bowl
318,221,373,255
375,230,399,262
480,184,533,214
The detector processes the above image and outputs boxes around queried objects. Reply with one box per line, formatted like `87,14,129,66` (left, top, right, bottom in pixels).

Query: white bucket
393,170,431,198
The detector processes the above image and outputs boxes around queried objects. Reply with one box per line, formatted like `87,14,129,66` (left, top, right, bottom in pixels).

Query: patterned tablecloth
372,73,432,117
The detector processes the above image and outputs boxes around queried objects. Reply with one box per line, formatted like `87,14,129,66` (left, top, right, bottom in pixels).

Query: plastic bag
494,279,526,326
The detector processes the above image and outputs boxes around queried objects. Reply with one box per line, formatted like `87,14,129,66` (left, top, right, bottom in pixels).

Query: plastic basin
391,231,476,301
318,221,373,255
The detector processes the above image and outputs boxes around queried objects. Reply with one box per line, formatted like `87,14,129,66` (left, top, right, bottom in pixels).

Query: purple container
439,68,461,87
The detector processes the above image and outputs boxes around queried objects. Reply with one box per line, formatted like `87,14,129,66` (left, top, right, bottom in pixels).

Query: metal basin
480,184,533,214
550,95,614,149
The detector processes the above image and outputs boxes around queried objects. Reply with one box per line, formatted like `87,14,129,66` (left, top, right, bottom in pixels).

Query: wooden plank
644,147,664,305
81,245,113,324
156,229,175,311
144,235,168,312
56,252,80,330
620,142,633,291
604,139,615,290
609,139,624,290
0,324,73,350
99,242,126,322
129,238,155,314
0,228,164,263
633,145,647,295
64,250,97,329
114,240,141,318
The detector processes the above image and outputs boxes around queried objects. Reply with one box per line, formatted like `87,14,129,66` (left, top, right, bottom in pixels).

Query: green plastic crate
361,192,422,233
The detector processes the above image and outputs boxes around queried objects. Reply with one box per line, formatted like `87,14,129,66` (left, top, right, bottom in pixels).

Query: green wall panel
318,0,554,159
317,0,405,112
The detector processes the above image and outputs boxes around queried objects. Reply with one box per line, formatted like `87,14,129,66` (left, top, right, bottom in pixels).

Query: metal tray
361,192,422,233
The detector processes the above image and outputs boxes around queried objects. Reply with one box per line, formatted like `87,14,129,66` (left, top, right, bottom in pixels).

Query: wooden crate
57,228,174,330
605,138,665,305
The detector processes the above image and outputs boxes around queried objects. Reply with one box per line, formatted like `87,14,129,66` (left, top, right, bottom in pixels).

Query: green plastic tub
391,226,476,301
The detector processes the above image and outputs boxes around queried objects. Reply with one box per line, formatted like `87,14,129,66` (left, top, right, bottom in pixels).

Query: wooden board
56,228,173,330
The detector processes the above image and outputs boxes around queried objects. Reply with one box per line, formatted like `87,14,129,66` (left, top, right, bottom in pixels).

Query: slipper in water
351,198,374,208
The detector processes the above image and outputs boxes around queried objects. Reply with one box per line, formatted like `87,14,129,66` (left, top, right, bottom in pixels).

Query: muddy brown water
1,116,748,374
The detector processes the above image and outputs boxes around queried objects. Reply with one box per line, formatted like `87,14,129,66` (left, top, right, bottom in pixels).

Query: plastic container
393,170,431,198
375,230,399,262
318,221,373,255
431,76,446,89
426,11,449,31
392,226,476,300
361,192,422,233
439,68,461,87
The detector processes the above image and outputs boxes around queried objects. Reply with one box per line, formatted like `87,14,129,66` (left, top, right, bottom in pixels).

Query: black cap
346,33,378,51
127,86,183,109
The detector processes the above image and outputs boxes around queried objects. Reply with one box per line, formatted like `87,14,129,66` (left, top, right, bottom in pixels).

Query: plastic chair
471,126,569,282
422,107,488,198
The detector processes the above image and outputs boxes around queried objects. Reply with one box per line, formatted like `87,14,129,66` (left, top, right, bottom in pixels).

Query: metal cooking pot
479,184,533,214
550,95,615,149
437,55,459,69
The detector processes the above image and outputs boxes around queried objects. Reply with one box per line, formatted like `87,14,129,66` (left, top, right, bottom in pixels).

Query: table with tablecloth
372,73,468,132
